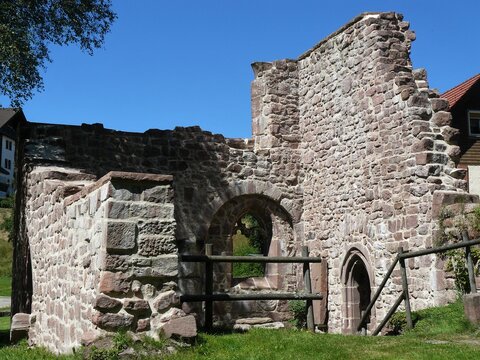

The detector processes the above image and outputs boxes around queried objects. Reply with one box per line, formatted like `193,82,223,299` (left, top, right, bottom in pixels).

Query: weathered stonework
11,12,480,353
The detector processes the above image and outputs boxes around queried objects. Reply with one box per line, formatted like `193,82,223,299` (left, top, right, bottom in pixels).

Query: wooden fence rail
358,232,480,334
180,244,323,332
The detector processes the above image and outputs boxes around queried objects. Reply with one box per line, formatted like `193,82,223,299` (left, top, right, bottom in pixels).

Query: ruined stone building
10,12,479,353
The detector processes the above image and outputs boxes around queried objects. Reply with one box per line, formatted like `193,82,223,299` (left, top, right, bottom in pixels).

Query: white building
0,108,23,197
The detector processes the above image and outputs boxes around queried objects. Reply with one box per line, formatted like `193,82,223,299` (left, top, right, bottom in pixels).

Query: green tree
0,0,116,106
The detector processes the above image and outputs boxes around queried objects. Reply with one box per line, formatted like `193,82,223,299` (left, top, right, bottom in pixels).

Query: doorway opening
342,248,372,333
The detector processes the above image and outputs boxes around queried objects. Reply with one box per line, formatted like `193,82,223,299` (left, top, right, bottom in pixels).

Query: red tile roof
441,73,480,109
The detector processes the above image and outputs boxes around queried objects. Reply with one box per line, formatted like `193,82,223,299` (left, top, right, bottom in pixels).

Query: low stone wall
26,169,194,353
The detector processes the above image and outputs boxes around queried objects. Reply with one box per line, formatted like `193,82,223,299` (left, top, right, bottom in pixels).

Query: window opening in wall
4,159,11,170
5,139,12,150
232,213,268,279
468,111,480,137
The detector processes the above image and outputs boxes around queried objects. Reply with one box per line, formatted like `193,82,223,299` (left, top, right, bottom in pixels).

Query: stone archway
206,194,294,290
204,194,295,325
341,248,373,334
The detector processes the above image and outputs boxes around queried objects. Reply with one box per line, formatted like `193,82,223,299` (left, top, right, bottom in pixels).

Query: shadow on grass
0,329,10,347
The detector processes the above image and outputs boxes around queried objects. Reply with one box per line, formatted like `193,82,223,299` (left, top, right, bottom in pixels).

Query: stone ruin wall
12,11,480,353
296,13,476,331
244,12,478,332
14,123,304,352
23,168,184,353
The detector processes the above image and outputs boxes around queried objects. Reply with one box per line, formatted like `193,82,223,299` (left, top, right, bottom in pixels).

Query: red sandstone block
160,315,197,339
464,293,480,325
92,312,134,331
99,271,132,294
94,294,122,312
123,299,151,315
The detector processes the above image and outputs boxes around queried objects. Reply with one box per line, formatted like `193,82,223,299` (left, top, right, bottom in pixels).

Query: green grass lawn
0,301,478,359
169,328,479,360
0,277,11,297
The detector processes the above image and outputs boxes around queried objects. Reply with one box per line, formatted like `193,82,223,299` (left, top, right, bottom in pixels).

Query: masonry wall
24,169,185,353
25,167,101,352
295,13,472,332
14,123,304,351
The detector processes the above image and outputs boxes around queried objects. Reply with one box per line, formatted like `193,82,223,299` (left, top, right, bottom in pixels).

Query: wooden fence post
205,244,213,331
463,232,477,294
302,246,315,332
398,247,413,330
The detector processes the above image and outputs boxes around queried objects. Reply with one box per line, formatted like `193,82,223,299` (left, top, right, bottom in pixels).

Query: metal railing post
398,247,413,330
302,246,315,332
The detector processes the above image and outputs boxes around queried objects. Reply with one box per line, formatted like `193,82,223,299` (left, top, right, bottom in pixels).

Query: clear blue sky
4,0,480,138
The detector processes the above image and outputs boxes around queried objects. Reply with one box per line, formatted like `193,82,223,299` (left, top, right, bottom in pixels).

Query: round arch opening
206,194,294,291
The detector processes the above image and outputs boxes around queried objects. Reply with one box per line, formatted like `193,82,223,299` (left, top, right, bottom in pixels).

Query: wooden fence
180,245,324,331
358,232,480,335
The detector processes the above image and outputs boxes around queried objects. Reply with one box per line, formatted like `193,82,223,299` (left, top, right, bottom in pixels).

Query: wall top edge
64,171,173,207
297,12,388,61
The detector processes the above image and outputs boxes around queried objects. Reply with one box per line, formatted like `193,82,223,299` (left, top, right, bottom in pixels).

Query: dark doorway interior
343,251,372,333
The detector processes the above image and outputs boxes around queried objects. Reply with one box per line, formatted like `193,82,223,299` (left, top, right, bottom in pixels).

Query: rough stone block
10,313,30,343
130,203,175,220
464,293,480,325
94,294,122,312
137,318,151,332
430,98,449,112
440,126,460,142
106,200,130,219
138,235,177,256
92,312,134,331
138,220,176,237
104,255,130,271
142,186,174,203
431,111,452,127
235,317,272,325
158,307,186,322
152,290,179,311
432,191,480,218
99,271,132,294
105,220,137,253
415,152,448,166
80,330,101,346
159,315,197,339
123,299,151,315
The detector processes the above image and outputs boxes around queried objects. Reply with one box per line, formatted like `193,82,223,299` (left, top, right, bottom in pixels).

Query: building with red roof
442,74,480,195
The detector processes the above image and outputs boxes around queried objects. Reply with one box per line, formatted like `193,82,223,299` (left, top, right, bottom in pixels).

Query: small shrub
445,248,480,294
473,206,480,232
436,204,480,293
0,196,13,209
389,311,419,335
288,300,307,329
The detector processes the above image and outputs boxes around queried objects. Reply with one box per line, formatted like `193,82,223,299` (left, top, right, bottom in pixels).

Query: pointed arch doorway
342,248,372,333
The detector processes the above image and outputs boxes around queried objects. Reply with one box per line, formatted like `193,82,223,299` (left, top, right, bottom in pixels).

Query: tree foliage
232,213,268,278
0,0,116,106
